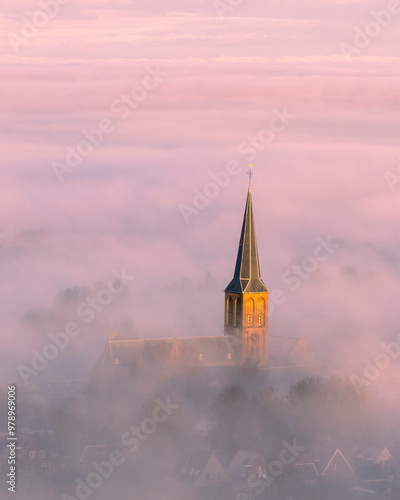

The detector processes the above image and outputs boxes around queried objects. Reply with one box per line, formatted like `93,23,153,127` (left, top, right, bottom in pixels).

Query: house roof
100,335,234,370
227,450,266,478
295,461,319,481
352,486,380,495
80,445,115,462
352,446,393,464
10,432,57,462
93,333,310,374
177,451,214,484
358,463,388,482
296,446,352,476
296,449,323,468
322,448,354,475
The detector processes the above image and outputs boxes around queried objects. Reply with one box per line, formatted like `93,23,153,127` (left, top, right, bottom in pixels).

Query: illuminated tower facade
224,178,269,365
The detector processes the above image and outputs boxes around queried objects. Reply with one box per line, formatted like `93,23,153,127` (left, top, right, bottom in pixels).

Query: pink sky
0,0,399,382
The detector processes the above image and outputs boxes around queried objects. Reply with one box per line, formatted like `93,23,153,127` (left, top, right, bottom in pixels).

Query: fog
1,0,400,498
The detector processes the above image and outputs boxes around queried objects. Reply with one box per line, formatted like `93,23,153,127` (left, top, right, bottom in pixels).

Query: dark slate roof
177,451,213,484
14,432,57,462
296,446,342,475
227,450,266,478
358,464,388,482
103,335,234,370
295,462,320,481
93,334,309,374
225,184,268,294
351,446,393,464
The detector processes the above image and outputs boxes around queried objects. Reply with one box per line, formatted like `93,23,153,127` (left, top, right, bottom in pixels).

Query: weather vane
247,165,254,184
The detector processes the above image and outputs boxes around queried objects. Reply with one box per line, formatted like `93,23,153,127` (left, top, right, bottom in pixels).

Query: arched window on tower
246,298,254,327
226,296,234,326
257,298,265,327
236,298,242,327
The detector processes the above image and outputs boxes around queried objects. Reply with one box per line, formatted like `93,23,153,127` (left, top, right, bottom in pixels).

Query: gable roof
80,445,115,462
227,450,266,478
177,451,214,484
10,432,57,462
296,446,351,476
99,335,234,371
353,446,393,464
322,448,354,475
93,333,309,375
295,461,319,481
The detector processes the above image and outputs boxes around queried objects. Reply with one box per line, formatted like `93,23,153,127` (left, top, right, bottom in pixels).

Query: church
93,178,314,378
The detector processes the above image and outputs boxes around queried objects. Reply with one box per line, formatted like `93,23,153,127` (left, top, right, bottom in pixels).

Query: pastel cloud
0,0,399,381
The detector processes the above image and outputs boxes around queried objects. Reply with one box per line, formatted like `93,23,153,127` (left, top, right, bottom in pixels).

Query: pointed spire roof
225,183,268,294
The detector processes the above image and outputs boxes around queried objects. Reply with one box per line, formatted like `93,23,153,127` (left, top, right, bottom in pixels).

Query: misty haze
1,1,400,500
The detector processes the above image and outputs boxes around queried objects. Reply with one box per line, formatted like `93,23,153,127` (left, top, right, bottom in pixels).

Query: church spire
225,175,268,294
224,172,269,366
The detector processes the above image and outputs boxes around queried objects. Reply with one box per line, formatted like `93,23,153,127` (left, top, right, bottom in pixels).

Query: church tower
224,175,269,366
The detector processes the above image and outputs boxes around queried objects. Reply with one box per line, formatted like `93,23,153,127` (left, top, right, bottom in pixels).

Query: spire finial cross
247,165,254,184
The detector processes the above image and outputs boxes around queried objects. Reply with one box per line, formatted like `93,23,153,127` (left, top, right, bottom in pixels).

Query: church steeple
225,183,268,295
224,175,269,366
